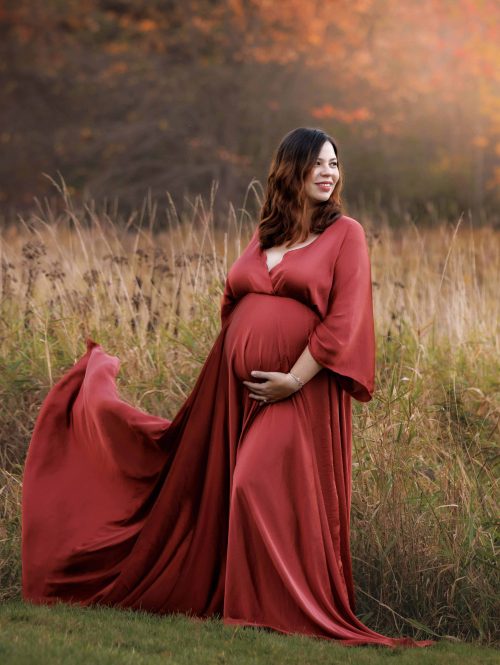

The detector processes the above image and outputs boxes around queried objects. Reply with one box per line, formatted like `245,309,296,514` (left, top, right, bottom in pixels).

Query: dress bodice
223,215,354,320
220,214,376,403
263,233,321,272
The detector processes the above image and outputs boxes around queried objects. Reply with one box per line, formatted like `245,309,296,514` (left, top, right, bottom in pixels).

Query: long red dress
21,215,437,648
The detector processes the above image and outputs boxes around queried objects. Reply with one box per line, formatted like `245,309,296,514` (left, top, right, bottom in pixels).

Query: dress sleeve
307,221,376,402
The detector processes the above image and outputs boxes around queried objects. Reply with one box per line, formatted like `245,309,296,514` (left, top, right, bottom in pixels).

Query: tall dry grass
0,182,498,645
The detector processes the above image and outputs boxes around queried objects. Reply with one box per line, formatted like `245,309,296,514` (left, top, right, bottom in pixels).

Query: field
0,188,499,652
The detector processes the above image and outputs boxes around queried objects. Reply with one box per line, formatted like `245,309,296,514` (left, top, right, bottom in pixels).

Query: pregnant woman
22,127,436,649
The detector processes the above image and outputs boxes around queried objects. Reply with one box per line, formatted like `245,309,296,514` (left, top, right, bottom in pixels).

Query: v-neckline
258,231,323,274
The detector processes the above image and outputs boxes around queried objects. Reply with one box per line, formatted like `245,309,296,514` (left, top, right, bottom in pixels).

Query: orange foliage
138,19,157,32
311,105,372,123
104,42,129,55
1,0,499,209
100,62,129,79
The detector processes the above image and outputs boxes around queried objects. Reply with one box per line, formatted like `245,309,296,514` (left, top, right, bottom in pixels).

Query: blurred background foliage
0,0,499,224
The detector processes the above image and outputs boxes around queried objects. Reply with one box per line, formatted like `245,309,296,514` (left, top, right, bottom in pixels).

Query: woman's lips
316,183,332,191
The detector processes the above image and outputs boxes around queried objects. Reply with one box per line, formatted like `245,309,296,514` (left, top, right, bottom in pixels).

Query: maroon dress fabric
21,215,437,648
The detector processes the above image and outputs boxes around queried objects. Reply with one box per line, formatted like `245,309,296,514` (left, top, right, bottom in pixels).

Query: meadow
0,184,498,656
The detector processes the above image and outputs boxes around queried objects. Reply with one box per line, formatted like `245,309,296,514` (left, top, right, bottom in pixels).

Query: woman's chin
308,195,331,207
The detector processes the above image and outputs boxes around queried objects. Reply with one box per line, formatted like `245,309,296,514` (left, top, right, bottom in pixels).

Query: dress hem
222,615,436,649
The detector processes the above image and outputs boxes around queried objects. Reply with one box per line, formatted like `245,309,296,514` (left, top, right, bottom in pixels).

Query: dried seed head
22,240,47,262
83,269,100,287
44,261,66,283
135,249,150,263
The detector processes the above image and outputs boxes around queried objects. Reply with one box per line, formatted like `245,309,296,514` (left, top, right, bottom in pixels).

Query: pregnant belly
224,293,320,381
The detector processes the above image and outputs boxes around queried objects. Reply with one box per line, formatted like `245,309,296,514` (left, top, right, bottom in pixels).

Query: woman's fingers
242,380,268,393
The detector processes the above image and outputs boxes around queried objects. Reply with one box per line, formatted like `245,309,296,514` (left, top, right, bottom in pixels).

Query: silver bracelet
288,371,304,389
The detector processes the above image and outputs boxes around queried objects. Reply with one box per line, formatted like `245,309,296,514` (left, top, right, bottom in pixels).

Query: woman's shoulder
332,215,369,242
334,214,365,232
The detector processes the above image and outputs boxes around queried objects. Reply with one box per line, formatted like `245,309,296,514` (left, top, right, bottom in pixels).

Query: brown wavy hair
258,127,344,250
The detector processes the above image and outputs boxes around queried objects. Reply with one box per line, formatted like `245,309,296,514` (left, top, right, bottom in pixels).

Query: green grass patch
1,599,497,665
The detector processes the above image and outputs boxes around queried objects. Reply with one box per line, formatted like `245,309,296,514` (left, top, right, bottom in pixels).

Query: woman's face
304,140,339,206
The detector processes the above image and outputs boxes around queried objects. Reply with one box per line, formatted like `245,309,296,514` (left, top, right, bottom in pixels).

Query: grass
0,179,499,653
0,599,498,665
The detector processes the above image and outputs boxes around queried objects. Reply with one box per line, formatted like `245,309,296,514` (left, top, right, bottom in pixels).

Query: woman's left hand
243,371,300,404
